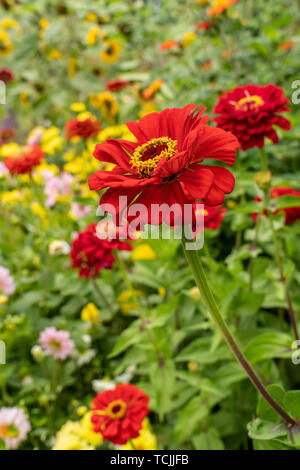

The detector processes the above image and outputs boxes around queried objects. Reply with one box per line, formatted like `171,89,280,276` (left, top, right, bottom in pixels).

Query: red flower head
89,104,239,227
91,384,149,445
106,79,129,92
213,84,291,150
0,127,15,145
202,203,227,230
252,187,300,226
4,145,43,174
196,22,212,30
65,117,100,141
70,222,132,278
160,40,180,51
0,68,14,84
208,0,239,16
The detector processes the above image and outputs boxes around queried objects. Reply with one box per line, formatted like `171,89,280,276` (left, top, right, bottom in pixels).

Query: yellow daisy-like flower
70,102,86,112
68,57,77,78
117,289,143,314
49,49,63,60
182,31,197,48
0,143,20,158
97,124,133,143
1,189,28,204
85,12,98,22
90,92,118,121
52,421,93,451
139,101,157,118
1,18,19,30
0,29,13,56
0,296,8,305
81,303,99,323
81,412,103,448
100,39,122,63
39,18,49,29
41,127,62,155
122,419,157,450
86,26,100,45
131,243,157,261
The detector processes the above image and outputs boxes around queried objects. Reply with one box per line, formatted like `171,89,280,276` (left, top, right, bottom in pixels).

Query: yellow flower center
106,399,127,419
0,424,19,438
234,94,264,112
130,137,177,177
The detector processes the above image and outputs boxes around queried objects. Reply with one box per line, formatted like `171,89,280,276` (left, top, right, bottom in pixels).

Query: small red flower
91,384,149,445
0,127,15,145
89,104,239,226
202,204,227,229
160,40,180,51
70,222,132,278
196,22,211,30
65,118,100,141
0,68,14,84
213,84,291,150
106,79,129,92
4,145,43,174
252,187,300,225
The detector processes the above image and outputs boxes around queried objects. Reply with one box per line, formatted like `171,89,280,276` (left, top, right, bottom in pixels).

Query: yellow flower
182,32,197,48
81,412,102,447
189,286,201,302
122,419,157,450
188,361,198,372
52,421,93,451
226,199,237,209
131,243,157,261
85,12,98,22
77,406,88,416
158,287,166,298
20,91,29,108
70,102,86,112
68,57,77,78
1,18,19,30
1,189,27,203
31,202,49,227
139,101,157,118
0,29,13,55
41,127,62,155
32,162,57,183
97,124,132,142
117,289,143,314
39,18,49,29
0,296,8,304
90,92,119,121
81,303,99,323
0,143,20,157
100,39,122,63
49,49,63,60
86,26,100,45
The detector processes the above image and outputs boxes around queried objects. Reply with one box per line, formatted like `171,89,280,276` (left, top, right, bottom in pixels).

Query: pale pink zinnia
0,266,15,296
0,407,31,450
70,202,91,219
38,327,74,360
44,172,73,208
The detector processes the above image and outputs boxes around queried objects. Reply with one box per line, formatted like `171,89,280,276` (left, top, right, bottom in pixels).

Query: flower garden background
1,0,300,451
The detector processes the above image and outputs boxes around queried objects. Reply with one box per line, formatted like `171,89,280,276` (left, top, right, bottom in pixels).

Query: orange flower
208,0,239,16
203,60,212,69
142,78,163,100
278,40,296,51
160,40,180,51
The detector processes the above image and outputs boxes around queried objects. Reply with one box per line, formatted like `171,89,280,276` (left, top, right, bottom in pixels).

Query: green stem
182,237,296,426
259,147,269,171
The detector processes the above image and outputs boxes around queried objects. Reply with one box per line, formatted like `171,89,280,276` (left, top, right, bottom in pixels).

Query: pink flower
38,327,74,360
0,266,15,296
0,407,31,450
0,162,9,176
44,172,73,208
70,202,91,219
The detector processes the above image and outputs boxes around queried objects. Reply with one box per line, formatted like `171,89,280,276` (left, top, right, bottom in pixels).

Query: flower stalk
182,235,296,426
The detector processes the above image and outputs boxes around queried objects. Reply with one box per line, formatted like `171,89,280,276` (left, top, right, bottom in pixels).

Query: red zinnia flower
91,384,149,445
201,203,227,230
196,22,211,30
89,104,239,226
252,187,300,226
160,40,180,51
0,127,15,145
65,117,100,141
4,145,43,174
213,84,291,150
106,79,129,92
70,222,132,278
0,68,14,84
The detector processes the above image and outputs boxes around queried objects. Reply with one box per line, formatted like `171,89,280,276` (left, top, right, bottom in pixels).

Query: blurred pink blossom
0,266,15,296
38,326,74,360
44,172,73,208
70,202,91,219
0,407,31,449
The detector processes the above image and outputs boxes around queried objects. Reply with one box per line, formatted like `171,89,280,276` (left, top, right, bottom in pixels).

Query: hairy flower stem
114,251,165,366
182,237,296,426
262,189,299,342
